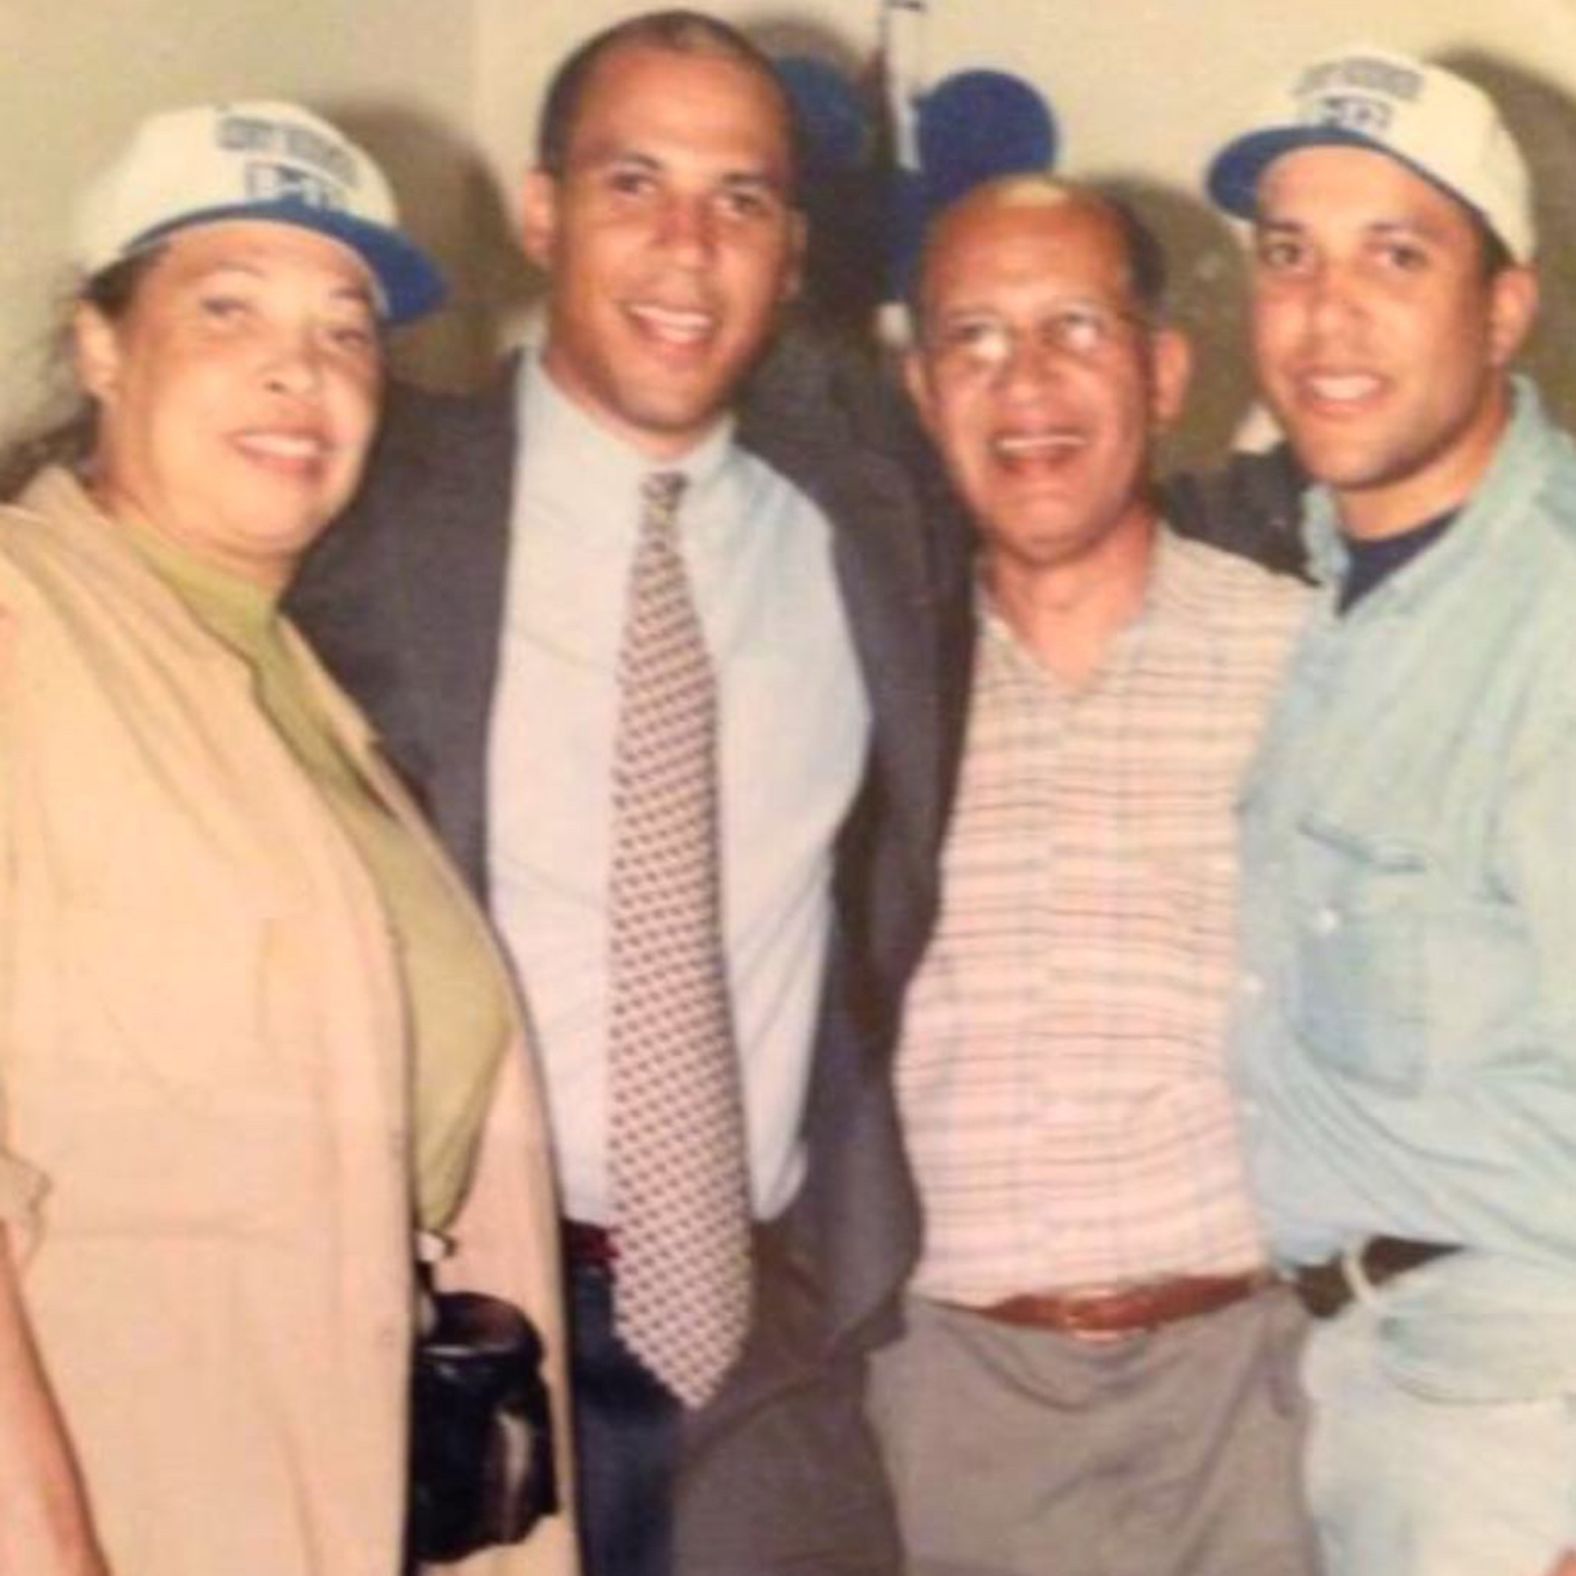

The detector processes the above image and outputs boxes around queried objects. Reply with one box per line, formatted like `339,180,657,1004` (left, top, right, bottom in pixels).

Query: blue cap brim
1206,124,1500,248
131,197,447,325
1207,125,1392,218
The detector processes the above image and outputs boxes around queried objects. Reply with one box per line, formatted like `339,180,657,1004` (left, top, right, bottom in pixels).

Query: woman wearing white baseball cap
0,102,574,1576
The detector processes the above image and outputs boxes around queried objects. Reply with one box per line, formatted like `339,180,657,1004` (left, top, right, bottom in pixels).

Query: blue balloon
917,69,1058,212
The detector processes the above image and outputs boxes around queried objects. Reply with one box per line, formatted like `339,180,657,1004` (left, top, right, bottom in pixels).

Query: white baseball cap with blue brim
72,100,446,325
1206,47,1535,264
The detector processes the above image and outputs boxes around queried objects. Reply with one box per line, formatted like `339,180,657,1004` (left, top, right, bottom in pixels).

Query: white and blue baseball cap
1206,47,1535,263
72,100,446,324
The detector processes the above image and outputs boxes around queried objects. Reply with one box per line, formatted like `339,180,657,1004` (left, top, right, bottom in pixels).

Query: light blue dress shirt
1233,379,1576,1401
487,356,869,1224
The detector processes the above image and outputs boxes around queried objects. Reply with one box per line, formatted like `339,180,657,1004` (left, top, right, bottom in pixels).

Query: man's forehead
561,41,793,167
925,195,1128,302
1254,144,1470,229
157,220,380,298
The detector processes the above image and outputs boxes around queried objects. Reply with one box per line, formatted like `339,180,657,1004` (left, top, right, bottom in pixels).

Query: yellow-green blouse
125,518,510,1231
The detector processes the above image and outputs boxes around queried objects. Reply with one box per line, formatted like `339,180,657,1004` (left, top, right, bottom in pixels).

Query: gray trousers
867,1286,1320,1576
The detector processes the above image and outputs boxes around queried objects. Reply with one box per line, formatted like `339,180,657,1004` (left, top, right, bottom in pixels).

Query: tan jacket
0,470,576,1576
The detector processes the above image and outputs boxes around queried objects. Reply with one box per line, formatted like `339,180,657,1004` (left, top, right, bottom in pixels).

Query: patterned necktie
607,470,752,1407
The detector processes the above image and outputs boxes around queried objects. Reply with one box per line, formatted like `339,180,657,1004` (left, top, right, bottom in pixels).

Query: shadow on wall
1441,49,1576,433
751,15,892,341
1098,176,1258,476
321,98,541,391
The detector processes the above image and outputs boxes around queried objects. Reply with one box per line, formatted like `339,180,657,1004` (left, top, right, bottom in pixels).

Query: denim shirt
1234,379,1576,1400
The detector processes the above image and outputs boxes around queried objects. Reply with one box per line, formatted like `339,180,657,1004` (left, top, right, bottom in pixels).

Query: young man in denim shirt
1206,46,1576,1576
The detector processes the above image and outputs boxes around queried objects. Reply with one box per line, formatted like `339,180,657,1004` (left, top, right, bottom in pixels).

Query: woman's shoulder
0,468,91,599
0,469,174,654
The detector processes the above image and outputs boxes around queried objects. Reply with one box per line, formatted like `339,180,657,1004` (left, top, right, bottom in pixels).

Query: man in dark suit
288,11,969,1576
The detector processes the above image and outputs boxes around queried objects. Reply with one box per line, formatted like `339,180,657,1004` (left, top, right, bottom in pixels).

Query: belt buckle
1059,1289,1144,1342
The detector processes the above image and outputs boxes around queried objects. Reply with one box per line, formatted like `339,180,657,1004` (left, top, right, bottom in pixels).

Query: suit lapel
387,366,520,893
741,411,950,913
829,457,946,889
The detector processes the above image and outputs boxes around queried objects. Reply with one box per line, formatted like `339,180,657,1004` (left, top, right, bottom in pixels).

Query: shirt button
1239,972,1266,999
1310,906,1341,936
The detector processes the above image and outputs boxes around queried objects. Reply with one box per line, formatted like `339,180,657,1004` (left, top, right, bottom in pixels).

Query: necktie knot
640,470,687,534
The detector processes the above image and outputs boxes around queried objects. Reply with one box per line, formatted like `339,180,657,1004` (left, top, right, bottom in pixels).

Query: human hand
1539,1551,1576,1576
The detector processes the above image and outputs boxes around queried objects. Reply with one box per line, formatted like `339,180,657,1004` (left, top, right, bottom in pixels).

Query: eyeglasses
924,301,1148,375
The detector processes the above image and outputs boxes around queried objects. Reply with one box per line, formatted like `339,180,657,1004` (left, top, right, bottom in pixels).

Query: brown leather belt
959,1268,1277,1337
1292,1237,1460,1319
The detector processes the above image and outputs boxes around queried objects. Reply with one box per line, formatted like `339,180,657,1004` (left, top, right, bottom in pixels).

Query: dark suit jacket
1163,441,1313,581
288,330,975,1574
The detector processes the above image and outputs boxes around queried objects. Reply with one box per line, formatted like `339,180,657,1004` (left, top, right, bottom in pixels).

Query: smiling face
521,40,804,459
908,187,1189,584
76,220,382,587
1250,145,1536,539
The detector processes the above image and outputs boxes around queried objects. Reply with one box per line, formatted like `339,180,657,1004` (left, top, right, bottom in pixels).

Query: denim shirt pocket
1292,812,1429,1094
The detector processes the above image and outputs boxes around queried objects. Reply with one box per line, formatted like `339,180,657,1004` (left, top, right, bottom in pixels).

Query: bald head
914,176,1167,337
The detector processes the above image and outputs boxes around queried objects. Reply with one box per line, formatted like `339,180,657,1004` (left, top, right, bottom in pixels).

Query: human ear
520,168,561,271
72,302,125,404
1149,325,1193,430
1488,264,1538,368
